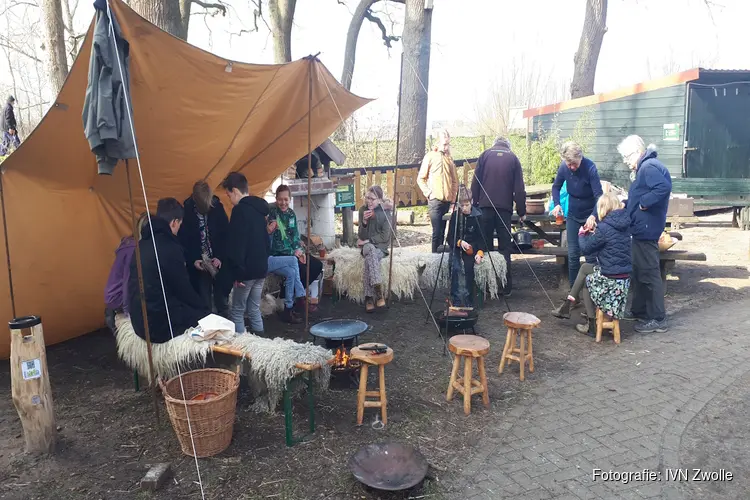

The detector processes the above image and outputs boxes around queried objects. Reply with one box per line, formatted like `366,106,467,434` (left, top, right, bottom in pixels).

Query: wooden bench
521,246,707,293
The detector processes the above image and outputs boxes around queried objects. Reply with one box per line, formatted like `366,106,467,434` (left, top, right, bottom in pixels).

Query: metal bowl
349,442,428,491
309,319,368,340
435,309,479,332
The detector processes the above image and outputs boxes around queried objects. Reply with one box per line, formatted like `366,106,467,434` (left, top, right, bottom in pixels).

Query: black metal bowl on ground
349,442,429,491
435,308,479,334
309,319,368,348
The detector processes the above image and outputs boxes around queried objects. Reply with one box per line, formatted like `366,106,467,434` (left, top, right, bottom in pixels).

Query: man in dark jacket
219,172,270,333
178,181,230,317
446,187,486,307
551,141,603,288
618,135,672,333
1,96,20,154
471,136,526,295
128,198,209,343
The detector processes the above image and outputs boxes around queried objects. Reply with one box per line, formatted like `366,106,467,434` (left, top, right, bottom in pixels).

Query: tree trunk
269,0,297,64
570,0,607,99
178,0,191,40
397,0,432,165
131,0,185,39
41,0,69,95
341,0,379,91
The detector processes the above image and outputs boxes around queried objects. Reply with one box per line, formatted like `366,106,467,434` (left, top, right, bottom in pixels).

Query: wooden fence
332,158,478,208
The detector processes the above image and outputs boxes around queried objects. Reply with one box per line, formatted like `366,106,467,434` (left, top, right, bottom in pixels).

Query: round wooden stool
499,312,541,381
596,309,621,344
350,343,394,426
446,335,490,415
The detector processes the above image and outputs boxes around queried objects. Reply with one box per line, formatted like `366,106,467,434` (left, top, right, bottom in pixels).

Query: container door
685,83,750,179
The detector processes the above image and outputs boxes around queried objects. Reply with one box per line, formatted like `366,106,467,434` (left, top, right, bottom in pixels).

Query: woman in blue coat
551,192,632,336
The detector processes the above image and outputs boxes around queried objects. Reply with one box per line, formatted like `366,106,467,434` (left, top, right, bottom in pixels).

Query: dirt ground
0,213,748,500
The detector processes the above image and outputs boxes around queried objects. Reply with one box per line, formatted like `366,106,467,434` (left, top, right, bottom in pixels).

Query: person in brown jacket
418,129,459,253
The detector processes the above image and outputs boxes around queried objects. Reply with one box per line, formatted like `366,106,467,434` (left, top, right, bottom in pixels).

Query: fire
333,346,351,368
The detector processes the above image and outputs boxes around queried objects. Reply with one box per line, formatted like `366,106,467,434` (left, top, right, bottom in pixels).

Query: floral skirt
585,267,630,319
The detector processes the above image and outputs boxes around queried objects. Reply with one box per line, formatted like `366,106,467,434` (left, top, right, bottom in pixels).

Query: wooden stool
596,309,621,344
499,312,541,381
446,335,490,415
350,343,394,426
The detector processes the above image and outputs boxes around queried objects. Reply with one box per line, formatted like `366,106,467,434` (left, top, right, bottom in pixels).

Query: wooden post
342,207,354,246
9,316,55,454
481,135,486,152
126,161,160,424
354,171,362,205
386,52,404,304
305,57,314,330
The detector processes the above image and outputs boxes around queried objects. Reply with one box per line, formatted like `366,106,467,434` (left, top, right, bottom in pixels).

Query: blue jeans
230,278,265,333
450,251,475,307
267,256,305,308
566,216,596,287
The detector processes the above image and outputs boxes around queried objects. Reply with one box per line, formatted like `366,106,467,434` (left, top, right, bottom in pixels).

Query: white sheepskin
328,248,507,302
114,314,332,414
328,247,421,303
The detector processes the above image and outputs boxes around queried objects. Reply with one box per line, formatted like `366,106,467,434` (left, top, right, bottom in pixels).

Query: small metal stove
310,319,369,389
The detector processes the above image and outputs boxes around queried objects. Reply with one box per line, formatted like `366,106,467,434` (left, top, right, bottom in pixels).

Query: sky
8,0,750,133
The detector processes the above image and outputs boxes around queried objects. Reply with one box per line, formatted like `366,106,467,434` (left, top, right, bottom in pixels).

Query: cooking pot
513,228,533,250
525,199,546,215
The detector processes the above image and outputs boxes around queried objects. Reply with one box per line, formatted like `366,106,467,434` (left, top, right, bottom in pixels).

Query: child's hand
475,253,483,264
460,240,471,252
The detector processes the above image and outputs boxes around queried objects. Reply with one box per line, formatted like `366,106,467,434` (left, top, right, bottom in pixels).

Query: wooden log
10,316,56,454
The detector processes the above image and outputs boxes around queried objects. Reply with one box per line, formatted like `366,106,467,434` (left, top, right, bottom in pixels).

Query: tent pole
386,52,404,305
125,160,160,425
305,57,314,331
0,172,16,318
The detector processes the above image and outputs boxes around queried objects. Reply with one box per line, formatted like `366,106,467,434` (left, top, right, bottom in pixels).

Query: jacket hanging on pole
82,0,137,175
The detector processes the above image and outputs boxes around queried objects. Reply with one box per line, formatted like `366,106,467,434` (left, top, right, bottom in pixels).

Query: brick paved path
454,299,750,499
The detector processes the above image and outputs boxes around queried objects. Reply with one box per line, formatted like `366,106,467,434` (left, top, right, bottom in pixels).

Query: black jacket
177,195,230,265
218,195,270,289
2,102,16,132
446,206,486,253
579,208,632,276
128,218,209,343
471,141,527,216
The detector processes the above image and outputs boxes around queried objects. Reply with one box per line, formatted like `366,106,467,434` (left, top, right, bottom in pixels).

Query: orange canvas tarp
0,0,370,358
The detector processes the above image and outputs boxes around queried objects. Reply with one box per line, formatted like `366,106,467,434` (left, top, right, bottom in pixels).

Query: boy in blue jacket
617,135,672,333
446,187,486,307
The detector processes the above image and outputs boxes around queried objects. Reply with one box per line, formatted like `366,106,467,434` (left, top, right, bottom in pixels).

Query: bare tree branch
190,0,226,15
363,8,400,48
0,1,37,16
0,36,42,63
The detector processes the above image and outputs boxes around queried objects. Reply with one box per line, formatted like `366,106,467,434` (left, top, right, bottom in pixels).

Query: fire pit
310,319,368,388
349,442,428,491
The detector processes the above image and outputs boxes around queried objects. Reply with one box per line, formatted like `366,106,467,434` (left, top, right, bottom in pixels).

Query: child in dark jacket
551,192,632,335
446,187,486,307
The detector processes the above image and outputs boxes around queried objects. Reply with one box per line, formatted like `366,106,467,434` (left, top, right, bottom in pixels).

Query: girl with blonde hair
551,192,632,336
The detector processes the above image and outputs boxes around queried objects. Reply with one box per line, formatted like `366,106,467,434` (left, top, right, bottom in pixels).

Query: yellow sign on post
9,316,56,454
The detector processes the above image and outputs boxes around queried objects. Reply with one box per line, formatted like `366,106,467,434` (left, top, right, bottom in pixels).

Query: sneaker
622,310,645,322
634,319,668,333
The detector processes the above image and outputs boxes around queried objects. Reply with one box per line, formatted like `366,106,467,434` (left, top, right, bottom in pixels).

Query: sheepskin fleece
328,248,507,302
328,247,421,303
114,314,331,413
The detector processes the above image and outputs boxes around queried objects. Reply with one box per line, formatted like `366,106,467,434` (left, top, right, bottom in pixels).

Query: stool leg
378,364,387,425
478,356,489,407
463,356,473,415
613,319,621,344
526,329,534,373
498,328,513,374
595,309,603,343
447,354,460,401
357,364,369,425
518,330,526,381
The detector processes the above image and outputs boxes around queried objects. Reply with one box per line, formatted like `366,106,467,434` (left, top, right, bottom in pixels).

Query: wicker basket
160,368,240,458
